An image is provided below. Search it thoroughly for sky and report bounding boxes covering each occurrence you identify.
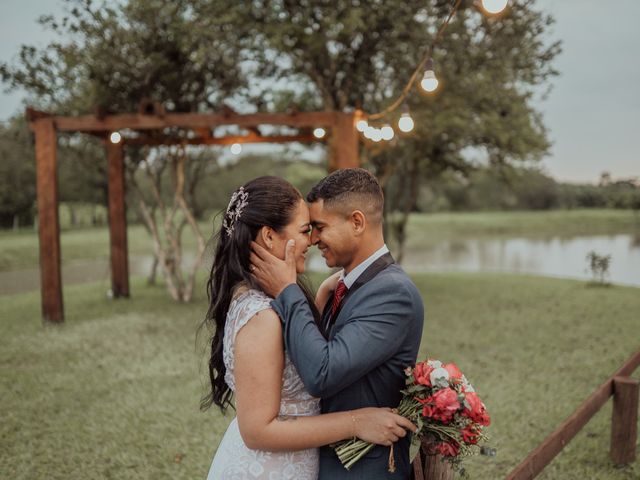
[1,0,638,184]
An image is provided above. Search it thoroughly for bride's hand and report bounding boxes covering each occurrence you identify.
[350,407,417,446]
[315,270,343,311]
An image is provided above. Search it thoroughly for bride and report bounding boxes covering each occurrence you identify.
[200,176,414,479]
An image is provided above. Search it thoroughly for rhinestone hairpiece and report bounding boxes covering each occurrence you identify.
[223,187,249,236]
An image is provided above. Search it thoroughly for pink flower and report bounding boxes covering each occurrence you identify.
[421,388,460,424]
[462,392,491,426]
[461,425,480,445]
[434,441,460,457]
[443,363,463,383]
[414,362,435,387]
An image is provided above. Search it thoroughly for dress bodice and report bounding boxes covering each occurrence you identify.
[223,288,320,416]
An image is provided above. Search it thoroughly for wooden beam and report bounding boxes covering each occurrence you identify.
[506,350,640,480]
[52,111,339,132]
[26,107,53,124]
[107,142,130,298]
[610,376,639,465]
[329,112,360,171]
[122,133,317,146]
[34,118,64,323]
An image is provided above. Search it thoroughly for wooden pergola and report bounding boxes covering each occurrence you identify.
[26,107,362,323]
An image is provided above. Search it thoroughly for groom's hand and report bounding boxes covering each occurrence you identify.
[250,240,297,298]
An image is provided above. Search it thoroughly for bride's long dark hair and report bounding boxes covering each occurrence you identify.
[199,176,320,413]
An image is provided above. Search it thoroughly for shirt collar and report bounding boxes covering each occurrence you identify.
[340,244,390,289]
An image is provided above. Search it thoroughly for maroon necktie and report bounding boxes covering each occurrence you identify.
[330,280,348,319]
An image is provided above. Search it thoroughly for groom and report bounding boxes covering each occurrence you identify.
[250,168,424,479]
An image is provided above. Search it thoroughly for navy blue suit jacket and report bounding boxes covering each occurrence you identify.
[271,257,424,480]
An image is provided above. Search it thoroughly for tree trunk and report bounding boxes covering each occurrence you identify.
[128,145,206,302]
[147,254,159,285]
[395,157,420,264]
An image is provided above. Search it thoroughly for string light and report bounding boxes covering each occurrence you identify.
[420,58,439,93]
[398,105,415,133]
[230,143,242,155]
[360,0,508,146]
[370,129,383,142]
[363,125,375,140]
[480,0,508,15]
[109,132,122,144]
[313,127,326,139]
[381,125,395,141]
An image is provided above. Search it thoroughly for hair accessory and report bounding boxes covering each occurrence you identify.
[223,186,249,236]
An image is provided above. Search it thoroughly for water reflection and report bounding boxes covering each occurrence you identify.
[400,234,640,287]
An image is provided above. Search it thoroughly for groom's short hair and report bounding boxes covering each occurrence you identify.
[307,168,384,225]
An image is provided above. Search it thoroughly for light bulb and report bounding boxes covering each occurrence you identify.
[313,127,326,139]
[370,129,383,142]
[420,70,439,93]
[381,125,394,141]
[109,132,122,144]
[398,113,415,133]
[481,0,508,14]
[356,120,368,132]
[363,126,376,139]
[230,143,242,155]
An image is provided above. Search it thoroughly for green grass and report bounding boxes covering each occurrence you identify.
[0,222,212,272]
[1,272,638,479]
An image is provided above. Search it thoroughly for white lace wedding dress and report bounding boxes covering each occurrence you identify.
[206,288,320,480]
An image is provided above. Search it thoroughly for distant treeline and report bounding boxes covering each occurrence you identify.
[416,167,640,213]
[1,121,638,230]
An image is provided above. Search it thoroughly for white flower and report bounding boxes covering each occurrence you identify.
[430,367,450,388]
[428,359,443,369]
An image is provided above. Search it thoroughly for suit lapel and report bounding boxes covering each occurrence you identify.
[324,252,395,336]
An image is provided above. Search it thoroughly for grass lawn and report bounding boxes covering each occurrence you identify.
[1,271,638,479]
[1,209,638,272]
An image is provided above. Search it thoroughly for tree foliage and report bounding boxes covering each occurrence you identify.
[223,0,561,258]
[1,0,563,262]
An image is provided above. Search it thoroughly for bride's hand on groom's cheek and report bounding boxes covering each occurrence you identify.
[352,407,417,447]
[250,240,297,298]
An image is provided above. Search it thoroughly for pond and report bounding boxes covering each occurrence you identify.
[1,234,639,296]
[309,233,640,287]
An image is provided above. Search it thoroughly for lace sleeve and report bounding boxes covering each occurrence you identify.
[223,289,273,391]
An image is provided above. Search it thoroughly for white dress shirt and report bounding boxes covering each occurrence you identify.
[340,244,390,289]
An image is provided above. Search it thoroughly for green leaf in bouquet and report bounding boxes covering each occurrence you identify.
[403,384,427,394]
[409,434,422,463]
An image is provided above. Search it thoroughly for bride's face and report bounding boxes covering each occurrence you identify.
[272,199,312,274]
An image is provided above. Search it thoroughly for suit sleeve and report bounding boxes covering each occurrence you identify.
[271,281,413,398]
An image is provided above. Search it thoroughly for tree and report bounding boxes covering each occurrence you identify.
[1,0,247,301]
[231,0,560,260]
[0,118,36,228]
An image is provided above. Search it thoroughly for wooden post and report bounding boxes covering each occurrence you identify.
[106,141,130,298]
[610,376,639,464]
[329,112,359,172]
[34,118,64,323]
[412,440,454,480]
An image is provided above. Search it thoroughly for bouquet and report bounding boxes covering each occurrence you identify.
[333,358,491,474]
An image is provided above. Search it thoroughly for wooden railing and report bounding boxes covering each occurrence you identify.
[413,349,640,480]
[506,350,639,479]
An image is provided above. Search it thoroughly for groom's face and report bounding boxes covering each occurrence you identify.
[308,199,357,269]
